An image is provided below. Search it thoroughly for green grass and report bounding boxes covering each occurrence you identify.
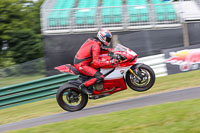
[0,70,200,125]
[0,75,44,88]
[7,98,200,133]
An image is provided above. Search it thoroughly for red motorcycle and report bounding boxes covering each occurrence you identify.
[55,44,155,112]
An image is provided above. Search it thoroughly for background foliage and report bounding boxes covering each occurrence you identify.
[0,0,44,68]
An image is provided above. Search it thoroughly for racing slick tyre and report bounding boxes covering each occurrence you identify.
[56,83,88,112]
[126,64,155,92]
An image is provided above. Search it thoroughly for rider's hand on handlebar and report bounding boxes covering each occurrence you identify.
[111,59,119,63]
[111,59,119,67]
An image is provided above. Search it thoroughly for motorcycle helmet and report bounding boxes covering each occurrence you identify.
[97,29,112,46]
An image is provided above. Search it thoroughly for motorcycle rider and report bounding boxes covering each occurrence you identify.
[74,29,118,94]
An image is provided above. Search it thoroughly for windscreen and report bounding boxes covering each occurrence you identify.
[113,44,129,52]
[113,44,137,56]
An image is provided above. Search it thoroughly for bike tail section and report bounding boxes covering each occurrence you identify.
[55,64,79,75]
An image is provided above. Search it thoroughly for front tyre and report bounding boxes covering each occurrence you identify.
[126,64,155,92]
[56,83,88,112]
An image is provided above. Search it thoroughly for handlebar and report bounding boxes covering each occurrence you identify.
[109,51,127,62]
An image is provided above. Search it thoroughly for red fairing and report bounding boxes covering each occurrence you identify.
[91,51,138,68]
[93,78,127,95]
[55,64,76,75]
[114,51,138,67]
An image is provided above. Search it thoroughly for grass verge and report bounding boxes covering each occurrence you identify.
[7,98,200,133]
[0,69,200,125]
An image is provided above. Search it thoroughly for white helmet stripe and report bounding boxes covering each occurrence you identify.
[97,29,112,46]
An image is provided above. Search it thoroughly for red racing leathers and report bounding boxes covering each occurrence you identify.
[74,38,113,87]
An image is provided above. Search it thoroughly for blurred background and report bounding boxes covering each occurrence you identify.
[1,0,200,81]
[0,1,200,132]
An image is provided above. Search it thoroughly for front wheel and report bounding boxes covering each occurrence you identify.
[56,83,88,112]
[126,64,155,92]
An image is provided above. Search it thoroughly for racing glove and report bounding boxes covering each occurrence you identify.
[111,59,119,67]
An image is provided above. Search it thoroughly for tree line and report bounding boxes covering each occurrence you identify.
[0,0,44,69]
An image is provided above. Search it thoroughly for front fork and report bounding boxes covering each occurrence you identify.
[129,67,143,81]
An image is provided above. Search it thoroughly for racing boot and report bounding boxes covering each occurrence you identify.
[79,84,93,95]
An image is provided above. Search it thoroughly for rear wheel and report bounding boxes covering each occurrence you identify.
[56,84,88,112]
[126,64,155,92]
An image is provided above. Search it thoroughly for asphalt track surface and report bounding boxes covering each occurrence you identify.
[1,86,200,133]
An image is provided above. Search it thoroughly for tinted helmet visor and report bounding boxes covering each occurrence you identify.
[106,37,112,43]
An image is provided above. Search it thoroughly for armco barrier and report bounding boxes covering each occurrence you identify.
[138,54,168,77]
[0,54,167,110]
[0,73,78,110]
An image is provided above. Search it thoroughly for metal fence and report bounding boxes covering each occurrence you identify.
[41,1,181,34]
[195,0,200,8]
[0,54,166,109]
[0,58,46,79]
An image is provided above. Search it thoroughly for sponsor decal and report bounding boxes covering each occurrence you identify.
[166,48,200,71]
[120,70,125,74]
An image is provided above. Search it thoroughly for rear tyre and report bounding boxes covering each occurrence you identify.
[126,64,155,92]
[56,84,88,112]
